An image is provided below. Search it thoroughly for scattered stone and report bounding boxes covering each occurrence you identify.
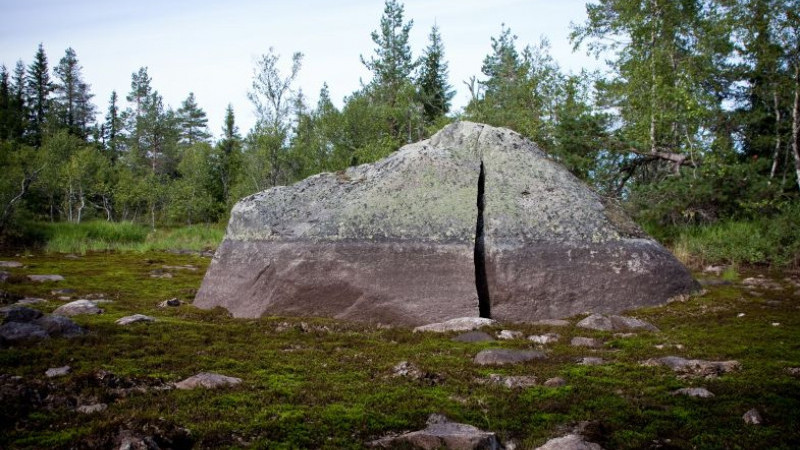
[83,293,107,300]
[0,321,49,343]
[544,377,567,387]
[743,408,762,425]
[742,276,782,290]
[116,314,156,326]
[77,403,107,414]
[158,298,183,308]
[162,264,197,271]
[370,413,502,449]
[787,367,800,376]
[51,288,76,296]
[414,317,497,333]
[482,374,537,389]
[474,349,546,366]
[532,319,571,327]
[571,337,602,348]
[452,331,495,343]
[1,305,43,323]
[391,361,423,379]
[0,271,8,282]
[737,313,745,318]
[577,314,658,332]
[771,322,780,327]
[0,261,23,268]
[613,332,636,338]
[535,434,604,450]
[53,299,102,316]
[643,356,740,378]
[45,365,71,378]
[497,329,523,340]
[702,265,725,276]
[528,333,560,344]
[34,315,86,337]
[578,357,605,366]
[15,297,47,305]
[27,274,65,282]
[149,270,173,279]
[672,387,714,398]
[111,422,193,449]
[174,372,242,390]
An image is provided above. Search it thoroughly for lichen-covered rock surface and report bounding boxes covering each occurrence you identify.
[195,122,697,325]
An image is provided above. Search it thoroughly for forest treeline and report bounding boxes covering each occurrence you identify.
[1,0,799,247]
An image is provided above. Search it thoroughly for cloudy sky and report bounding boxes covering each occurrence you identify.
[1,0,603,137]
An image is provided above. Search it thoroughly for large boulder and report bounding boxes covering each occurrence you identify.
[195,122,697,325]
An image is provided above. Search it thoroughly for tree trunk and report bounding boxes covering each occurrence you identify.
[792,66,800,192]
[770,90,782,179]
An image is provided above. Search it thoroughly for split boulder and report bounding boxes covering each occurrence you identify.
[195,122,697,325]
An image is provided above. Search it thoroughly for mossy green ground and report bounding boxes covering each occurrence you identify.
[1,251,799,449]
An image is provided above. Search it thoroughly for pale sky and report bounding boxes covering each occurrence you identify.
[1,0,601,139]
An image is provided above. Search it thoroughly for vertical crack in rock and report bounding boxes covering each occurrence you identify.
[475,161,491,318]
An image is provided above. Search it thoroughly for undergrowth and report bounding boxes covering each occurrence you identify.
[0,252,799,448]
[8,221,225,254]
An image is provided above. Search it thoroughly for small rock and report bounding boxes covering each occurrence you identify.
[15,297,47,305]
[483,374,537,389]
[76,403,107,414]
[544,377,566,387]
[391,361,423,379]
[474,349,546,366]
[0,261,23,268]
[535,433,604,450]
[642,356,740,378]
[737,313,745,318]
[578,357,604,366]
[672,387,714,398]
[528,333,560,344]
[46,365,71,378]
[786,367,800,376]
[742,277,782,290]
[1,305,43,323]
[27,274,65,282]
[370,414,502,449]
[497,329,523,340]
[51,288,76,296]
[451,331,495,343]
[613,332,636,338]
[158,298,183,308]
[414,317,497,333]
[743,408,762,425]
[52,299,102,316]
[34,315,85,337]
[116,314,156,325]
[0,271,8,282]
[577,314,658,332]
[702,265,725,276]
[771,322,780,327]
[532,319,571,327]
[0,321,49,343]
[571,337,602,348]
[174,372,242,390]
[162,264,197,271]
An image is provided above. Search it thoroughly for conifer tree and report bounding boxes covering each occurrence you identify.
[26,44,53,146]
[176,92,210,145]
[103,91,122,160]
[361,0,416,92]
[417,24,455,125]
[53,47,95,138]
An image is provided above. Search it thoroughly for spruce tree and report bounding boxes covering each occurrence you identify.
[53,47,95,138]
[26,44,53,146]
[417,24,455,125]
[103,91,122,160]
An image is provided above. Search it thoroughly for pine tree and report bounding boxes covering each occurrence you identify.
[361,0,416,91]
[53,47,96,138]
[417,24,455,125]
[26,43,53,146]
[103,91,122,160]
[176,92,210,145]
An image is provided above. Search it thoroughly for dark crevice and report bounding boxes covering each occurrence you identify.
[475,161,491,318]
